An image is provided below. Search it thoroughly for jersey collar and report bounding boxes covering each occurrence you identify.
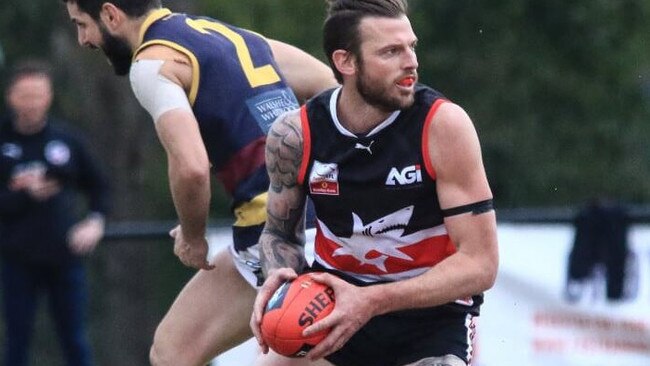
[328,87,401,138]
[137,8,173,48]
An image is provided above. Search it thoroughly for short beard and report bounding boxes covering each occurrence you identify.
[356,56,415,112]
[99,24,133,76]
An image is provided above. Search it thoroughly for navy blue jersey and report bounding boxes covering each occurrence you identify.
[134,9,301,249]
[0,116,109,265]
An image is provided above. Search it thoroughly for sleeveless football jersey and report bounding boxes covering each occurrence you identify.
[299,85,455,283]
[134,9,300,250]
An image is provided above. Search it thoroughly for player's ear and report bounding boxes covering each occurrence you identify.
[99,2,124,31]
[332,49,356,78]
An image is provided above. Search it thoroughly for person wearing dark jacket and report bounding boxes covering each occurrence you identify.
[0,60,109,366]
[566,197,630,302]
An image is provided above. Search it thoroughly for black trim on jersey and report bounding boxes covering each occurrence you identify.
[441,199,494,217]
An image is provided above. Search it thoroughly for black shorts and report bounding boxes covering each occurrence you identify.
[325,307,474,366]
[307,264,477,366]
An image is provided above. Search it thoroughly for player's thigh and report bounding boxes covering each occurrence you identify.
[154,248,257,351]
[255,351,335,366]
[402,354,466,366]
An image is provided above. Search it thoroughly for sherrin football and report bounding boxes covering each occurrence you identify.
[261,273,335,357]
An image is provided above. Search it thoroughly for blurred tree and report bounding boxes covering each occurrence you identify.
[0,41,5,68]
[198,0,328,59]
[410,0,650,207]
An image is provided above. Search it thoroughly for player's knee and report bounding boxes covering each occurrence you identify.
[150,327,207,366]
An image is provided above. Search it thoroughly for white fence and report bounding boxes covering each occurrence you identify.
[476,224,649,366]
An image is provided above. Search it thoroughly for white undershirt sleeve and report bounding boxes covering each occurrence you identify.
[129,59,193,123]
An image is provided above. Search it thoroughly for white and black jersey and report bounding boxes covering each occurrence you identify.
[298,85,450,278]
[299,85,483,314]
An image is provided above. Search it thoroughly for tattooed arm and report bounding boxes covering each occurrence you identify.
[259,109,309,277]
[251,109,309,351]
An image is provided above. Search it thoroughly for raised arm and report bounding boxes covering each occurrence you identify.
[267,39,338,103]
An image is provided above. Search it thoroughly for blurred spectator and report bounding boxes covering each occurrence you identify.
[0,42,5,69]
[565,197,630,302]
[0,60,109,366]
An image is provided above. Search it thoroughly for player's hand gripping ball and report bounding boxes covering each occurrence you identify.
[261,273,335,357]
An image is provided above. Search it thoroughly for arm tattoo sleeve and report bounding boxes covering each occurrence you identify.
[266,112,303,192]
[260,111,308,276]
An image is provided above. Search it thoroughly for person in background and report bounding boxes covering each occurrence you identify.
[251,0,499,365]
[0,60,110,366]
[61,0,337,365]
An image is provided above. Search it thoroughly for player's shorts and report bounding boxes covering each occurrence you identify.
[325,306,474,366]
[207,228,316,288]
[307,264,476,366]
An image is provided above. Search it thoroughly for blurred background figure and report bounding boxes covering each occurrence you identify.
[565,197,631,303]
[0,60,109,366]
[0,41,5,69]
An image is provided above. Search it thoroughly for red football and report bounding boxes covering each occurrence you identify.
[261,273,335,357]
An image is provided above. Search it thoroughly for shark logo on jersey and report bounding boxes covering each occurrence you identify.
[319,206,444,272]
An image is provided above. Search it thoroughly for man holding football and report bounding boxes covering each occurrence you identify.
[251,0,499,365]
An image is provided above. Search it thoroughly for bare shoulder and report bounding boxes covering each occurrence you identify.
[267,109,303,151]
[429,102,476,139]
[426,100,492,205]
[265,109,304,187]
[427,101,482,159]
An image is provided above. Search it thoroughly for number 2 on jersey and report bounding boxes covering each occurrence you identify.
[186,18,281,88]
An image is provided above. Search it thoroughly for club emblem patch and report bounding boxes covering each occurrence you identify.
[309,160,339,195]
